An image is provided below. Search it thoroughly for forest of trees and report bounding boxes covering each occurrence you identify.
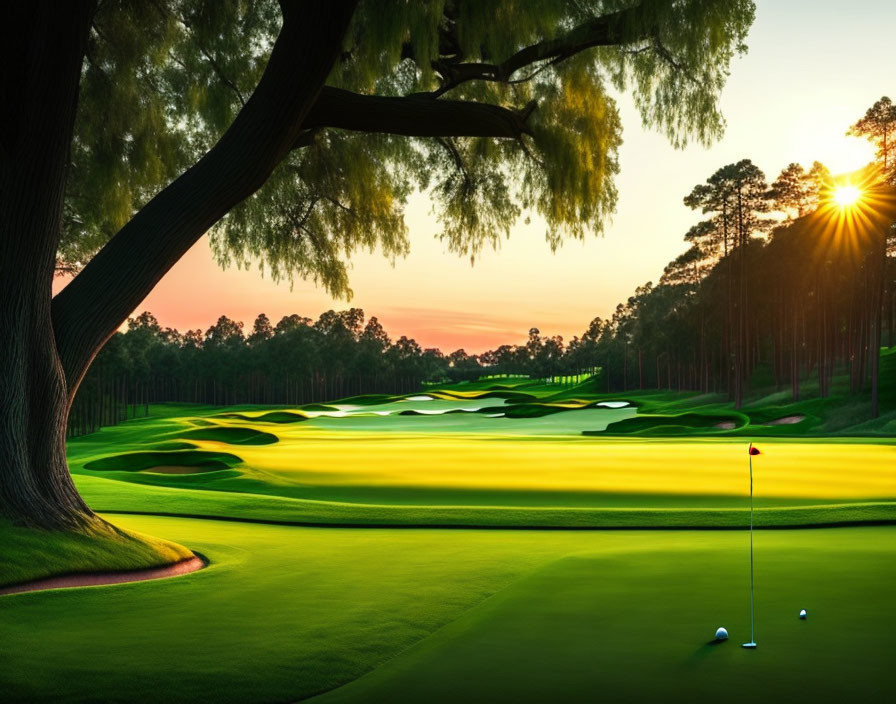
[572,97,896,413]
[66,310,591,436]
[69,97,896,435]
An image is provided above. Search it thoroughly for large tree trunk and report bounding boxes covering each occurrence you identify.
[0,2,96,528]
[2,0,357,529]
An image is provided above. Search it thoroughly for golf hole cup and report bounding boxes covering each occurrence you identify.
[715,627,729,641]
[799,609,807,620]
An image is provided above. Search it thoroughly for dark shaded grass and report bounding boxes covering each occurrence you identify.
[84,450,242,473]
[179,427,278,445]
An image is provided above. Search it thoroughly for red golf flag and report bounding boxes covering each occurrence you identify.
[749,443,761,456]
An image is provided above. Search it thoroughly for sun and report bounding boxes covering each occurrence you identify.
[833,185,861,207]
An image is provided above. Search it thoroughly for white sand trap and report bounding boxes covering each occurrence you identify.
[404,395,434,401]
[411,409,468,415]
[302,410,350,418]
[766,415,805,425]
[597,401,630,409]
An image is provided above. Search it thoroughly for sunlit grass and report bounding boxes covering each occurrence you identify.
[69,405,896,507]
[226,430,896,500]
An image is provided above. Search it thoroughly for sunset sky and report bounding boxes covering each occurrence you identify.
[57,0,895,352]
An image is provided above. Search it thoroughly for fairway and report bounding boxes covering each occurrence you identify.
[67,399,896,518]
[1,515,893,703]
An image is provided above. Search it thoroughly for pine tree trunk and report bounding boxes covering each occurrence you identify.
[870,236,886,418]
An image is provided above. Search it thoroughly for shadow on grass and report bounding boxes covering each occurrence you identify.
[690,638,728,662]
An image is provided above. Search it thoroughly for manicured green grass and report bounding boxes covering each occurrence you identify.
[215,410,309,423]
[429,352,896,436]
[0,516,193,586]
[64,398,896,530]
[71,473,896,530]
[1,515,892,704]
[83,449,242,472]
[597,410,748,434]
[312,528,896,704]
[178,426,278,445]
[5,383,894,702]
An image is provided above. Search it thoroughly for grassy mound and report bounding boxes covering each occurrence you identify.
[433,390,538,403]
[300,403,340,412]
[0,517,193,587]
[594,412,747,435]
[499,403,579,418]
[84,450,242,473]
[179,427,278,445]
[215,411,308,424]
[149,442,199,451]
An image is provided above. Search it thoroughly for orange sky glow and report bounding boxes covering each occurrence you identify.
[54,0,893,353]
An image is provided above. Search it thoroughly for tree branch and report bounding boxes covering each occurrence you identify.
[426,5,653,97]
[300,87,536,141]
[52,0,359,397]
[295,3,657,143]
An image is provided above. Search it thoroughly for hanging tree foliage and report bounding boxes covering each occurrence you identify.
[4,0,755,529]
[62,0,756,295]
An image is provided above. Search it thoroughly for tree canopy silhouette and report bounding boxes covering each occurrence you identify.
[1,0,754,528]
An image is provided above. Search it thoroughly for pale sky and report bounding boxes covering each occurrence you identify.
[58,1,895,352]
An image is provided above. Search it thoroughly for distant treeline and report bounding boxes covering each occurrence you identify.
[68,306,600,437]
[69,310,441,436]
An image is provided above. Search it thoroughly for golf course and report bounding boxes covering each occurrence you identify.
[2,377,894,702]
[5,1,896,702]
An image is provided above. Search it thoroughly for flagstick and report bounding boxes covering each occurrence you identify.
[743,444,757,649]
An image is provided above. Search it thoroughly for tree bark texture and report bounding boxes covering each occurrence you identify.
[0,2,97,527]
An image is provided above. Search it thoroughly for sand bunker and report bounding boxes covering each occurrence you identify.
[0,555,206,597]
[765,415,805,425]
[714,421,736,429]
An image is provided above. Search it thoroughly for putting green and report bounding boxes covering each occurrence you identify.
[1,515,892,703]
[312,536,896,704]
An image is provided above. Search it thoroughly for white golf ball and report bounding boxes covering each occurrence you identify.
[799,609,807,619]
[715,627,729,640]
